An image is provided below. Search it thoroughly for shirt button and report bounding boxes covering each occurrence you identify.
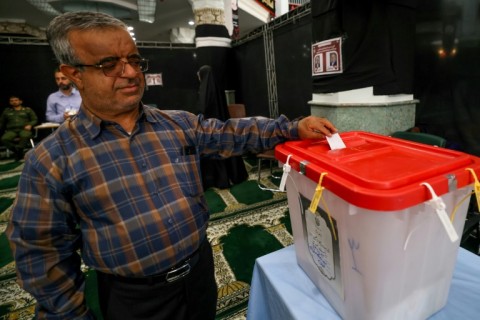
[168,219,173,224]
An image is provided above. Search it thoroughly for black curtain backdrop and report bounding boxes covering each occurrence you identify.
[194,21,249,189]
[231,37,270,117]
[231,0,479,156]
[140,47,199,112]
[0,45,200,121]
[1,0,479,156]
[272,18,313,118]
[231,12,312,120]
[196,46,229,90]
[0,45,59,123]
[310,0,417,95]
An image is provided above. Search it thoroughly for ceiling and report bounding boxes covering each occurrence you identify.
[0,0,267,43]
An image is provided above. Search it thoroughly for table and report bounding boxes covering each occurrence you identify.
[247,245,480,320]
[33,122,60,139]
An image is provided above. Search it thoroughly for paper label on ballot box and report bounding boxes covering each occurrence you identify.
[301,195,343,299]
[306,209,335,279]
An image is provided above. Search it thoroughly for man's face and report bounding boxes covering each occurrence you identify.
[55,71,72,90]
[9,97,22,107]
[67,27,145,118]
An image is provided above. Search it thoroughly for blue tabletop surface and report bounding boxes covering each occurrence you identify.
[247,245,480,320]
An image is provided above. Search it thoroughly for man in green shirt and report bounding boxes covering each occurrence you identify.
[0,95,38,161]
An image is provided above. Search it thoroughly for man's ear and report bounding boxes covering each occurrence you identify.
[60,64,83,89]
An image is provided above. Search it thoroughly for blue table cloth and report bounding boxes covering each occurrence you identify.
[247,245,480,320]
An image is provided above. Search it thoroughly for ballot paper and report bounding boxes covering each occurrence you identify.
[326,132,346,150]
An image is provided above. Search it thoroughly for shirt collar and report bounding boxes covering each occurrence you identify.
[57,87,79,97]
[78,102,157,139]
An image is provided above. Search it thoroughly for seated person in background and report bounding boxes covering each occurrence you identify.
[0,95,38,161]
[45,67,82,123]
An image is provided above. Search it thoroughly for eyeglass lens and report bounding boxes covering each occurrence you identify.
[102,58,148,77]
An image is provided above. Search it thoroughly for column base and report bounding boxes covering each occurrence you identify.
[309,87,418,135]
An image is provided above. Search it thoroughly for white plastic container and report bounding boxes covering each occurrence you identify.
[275,131,480,320]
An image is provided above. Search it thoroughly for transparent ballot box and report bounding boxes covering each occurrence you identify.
[275,131,480,320]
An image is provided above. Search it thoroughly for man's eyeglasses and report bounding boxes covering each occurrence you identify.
[74,56,149,77]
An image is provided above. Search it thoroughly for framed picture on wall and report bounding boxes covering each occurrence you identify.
[312,37,343,77]
[145,73,163,86]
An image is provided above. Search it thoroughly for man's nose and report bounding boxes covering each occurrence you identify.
[120,61,139,77]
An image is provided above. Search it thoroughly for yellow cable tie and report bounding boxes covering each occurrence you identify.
[309,172,328,213]
[450,191,474,222]
[466,168,480,210]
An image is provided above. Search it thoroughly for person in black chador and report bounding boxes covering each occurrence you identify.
[197,65,248,189]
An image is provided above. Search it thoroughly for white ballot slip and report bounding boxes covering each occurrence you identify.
[326,133,346,150]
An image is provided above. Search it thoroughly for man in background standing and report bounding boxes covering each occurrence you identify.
[45,68,82,123]
[0,95,38,161]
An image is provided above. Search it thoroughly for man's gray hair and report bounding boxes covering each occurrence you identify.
[46,11,128,66]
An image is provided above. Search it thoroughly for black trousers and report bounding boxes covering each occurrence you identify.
[96,240,217,320]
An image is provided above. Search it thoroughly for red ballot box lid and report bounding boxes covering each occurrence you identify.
[275,131,480,211]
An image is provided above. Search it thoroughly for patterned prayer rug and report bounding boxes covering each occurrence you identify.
[0,157,293,320]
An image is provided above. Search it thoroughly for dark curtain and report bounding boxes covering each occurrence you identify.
[311,0,417,94]
[196,65,248,189]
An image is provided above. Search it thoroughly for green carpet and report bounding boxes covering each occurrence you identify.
[0,156,292,320]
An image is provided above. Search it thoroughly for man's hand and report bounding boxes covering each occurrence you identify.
[297,116,337,139]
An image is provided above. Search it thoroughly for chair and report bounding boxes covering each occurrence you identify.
[226,104,279,186]
[227,104,246,118]
[256,149,277,183]
[391,131,447,147]
[3,137,35,159]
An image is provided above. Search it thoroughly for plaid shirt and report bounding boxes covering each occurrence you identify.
[7,104,299,319]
